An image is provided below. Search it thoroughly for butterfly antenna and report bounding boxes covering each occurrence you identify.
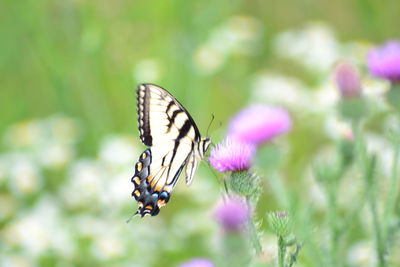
[206,114,215,137]
[126,211,138,223]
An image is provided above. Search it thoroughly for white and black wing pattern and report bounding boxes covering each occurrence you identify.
[137,83,201,146]
[131,84,211,217]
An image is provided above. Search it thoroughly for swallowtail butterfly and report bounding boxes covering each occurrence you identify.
[131,84,211,217]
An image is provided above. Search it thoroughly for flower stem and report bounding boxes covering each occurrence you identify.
[368,186,386,267]
[353,122,386,266]
[246,197,262,255]
[278,235,286,267]
[383,133,400,243]
[327,184,339,267]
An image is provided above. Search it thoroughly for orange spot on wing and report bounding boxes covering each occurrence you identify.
[147,175,155,185]
[157,199,166,207]
[137,162,142,171]
[133,177,140,184]
[134,190,140,197]
[155,185,163,192]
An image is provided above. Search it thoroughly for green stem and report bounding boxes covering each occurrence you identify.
[369,189,386,267]
[342,190,367,234]
[246,197,262,255]
[353,122,386,266]
[366,156,386,267]
[383,133,400,243]
[327,184,339,267]
[278,236,286,267]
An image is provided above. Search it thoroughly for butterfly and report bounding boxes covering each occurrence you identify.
[131,84,211,217]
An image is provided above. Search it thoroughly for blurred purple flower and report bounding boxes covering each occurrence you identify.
[179,259,214,267]
[228,105,292,145]
[215,197,249,232]
[368,41,400,82]
[334,61,362,98]
[209,139,255,173]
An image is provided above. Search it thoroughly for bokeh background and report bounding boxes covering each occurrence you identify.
[1,0,399,266]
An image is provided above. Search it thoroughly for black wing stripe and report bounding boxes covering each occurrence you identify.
[170,164,185,187]
[137,85,153,146]
[167,110,184,131]
[146,84,201,141]
[166,119,193,178]
[166,101,175,114]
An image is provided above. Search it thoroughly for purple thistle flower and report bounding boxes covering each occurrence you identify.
[209,139,255,173]
[228,105,292,145]
[215,197,249,232]
[367,41,400,83]
[179,259,214,267]
[334,60,362,98]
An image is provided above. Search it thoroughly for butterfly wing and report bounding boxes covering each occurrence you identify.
[137,83,201,146]
[185,148,200,186]
[132,84,201,216]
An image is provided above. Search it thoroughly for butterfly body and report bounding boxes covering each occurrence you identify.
[131,84,211,217]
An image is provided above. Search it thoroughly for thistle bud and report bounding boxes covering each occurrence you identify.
[334,61,362,99]
[267,211,291,237]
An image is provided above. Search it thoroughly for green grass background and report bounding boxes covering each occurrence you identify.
[1,0,398,146]
[1,0,400,266]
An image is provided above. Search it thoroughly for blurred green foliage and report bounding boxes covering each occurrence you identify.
[1,0,400,266]
[1,0,399,145]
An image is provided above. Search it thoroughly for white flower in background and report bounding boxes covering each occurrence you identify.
[102,170,132,212]
[61,159,105,209]
[194,44,226,74]
[127,218,167,261]
[273,23,340,73]
[171,210,215,238]
[209,15,262,55]
[91,234,124,260]
[194,15,261,74]
[324,114,352,140]
[251,72,311,109]
[73,215,104,238]
[2,115,80,170]
[47,115,81,144]
[98,135,139,168]
[133,59,162,83]
[2,196,74,258]
[38,142,75,169]
[363,77,390,97]
[310,79,340,113]
[3,115,80,150]
[8,153,42,196]
[3,119,46,149]
[0,255,32,267]
[347,241,376,266]
[258,234,278,264]
[73,214,158,265]
[35,197,75,258]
